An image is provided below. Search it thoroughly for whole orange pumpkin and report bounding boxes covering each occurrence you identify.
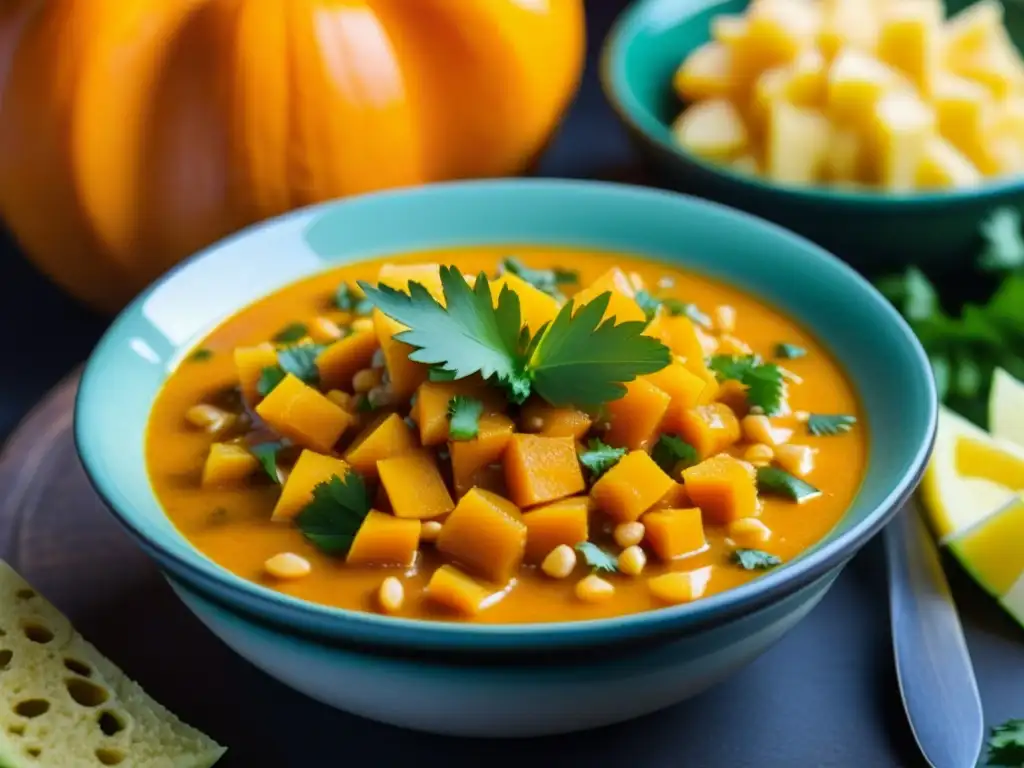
[0,0,585,313]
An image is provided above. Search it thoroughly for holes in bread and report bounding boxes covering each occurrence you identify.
[98,710,126,737]
[0,650,12,670]
[15,589,35,600]
[66,678,109,707]
[14,700,50,718]
[96,748,126,765]
[64,658,92,677]
[21,622,54,645]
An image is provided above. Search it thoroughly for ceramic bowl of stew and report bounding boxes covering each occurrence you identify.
[75,179,936,737]
[600,0,1024,275]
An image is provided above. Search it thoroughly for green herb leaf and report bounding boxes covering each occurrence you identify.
[187,348,213,362]
[651,434,698,475]
[251,441,285,483]
[773,343,806,360]
[429,366,458,382]
[356,394,376,413]
[529,292,672,407]
[294,473,372,555]
[333,282,372,314]
[709,355,786,415]
[447,395,484,441]
[731,549,783,570]
[987,719,1024,767]
[633,290,662,323]
[979,208,1024,273]
[273,323,309,344]
[575,541,618,573]
[278,343,324,385]
[500,256,578,300]
[661,298,712,327]
[756,466,822,503]
[256,366,287,397]
[807,413,857,436]
[578,438,627,480]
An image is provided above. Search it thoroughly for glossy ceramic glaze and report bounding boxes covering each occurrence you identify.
[600,0,1024,274]
[75,180,935,735]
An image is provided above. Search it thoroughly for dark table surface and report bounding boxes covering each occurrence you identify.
[1,3,1022,766]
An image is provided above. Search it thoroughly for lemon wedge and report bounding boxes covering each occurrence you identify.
[990,366,1024,449]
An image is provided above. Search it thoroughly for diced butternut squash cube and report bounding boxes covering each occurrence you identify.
[570,267,647,325]
[378,449,455,520]
[827,49,904,127]
[234,343,278,405]
[426,565,499,616]
[656,315,707,367]
[870,91,936,191]
[201,442,259,488]
[450,414,516,497]
[344,413,418,477]
[682,454,759,525]
[603,378,671,451]
[643,507,708,561]
[818,0,879,59]
[503,434,585,508]
[673,100,750,163]
[491,272,560,335]
[377,263,444,301]
[346,510,421,567]
[673,41,736,102]
[373,309,428,399]
[411,378,499,446]
[436,488,526,582]
[648,566,713,604]
[522,496,590,563]
[764,102,832,185]
[676,403,741,459]
[916,136,983,188]
[646,363,712,434]
[272,450,351,521]
[519,401,593,440]
[652,482,692,510]
[591,450,675,523]
[877,0,943,98]
[316,330,379,392]
[255,373,354,453]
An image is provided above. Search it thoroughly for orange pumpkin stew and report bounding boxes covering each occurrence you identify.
[146,248,867,624]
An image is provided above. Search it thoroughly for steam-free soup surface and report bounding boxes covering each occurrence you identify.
[146,247,866,624]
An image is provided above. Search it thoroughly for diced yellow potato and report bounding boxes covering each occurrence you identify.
[673,42,735,102]
[974,132,1024,177]
[764,101,831,185]
[673,100,750,162]
[818,0,880,59]
[916,136,983,189]
[870,90,936,191]
[822,127,865,183]
[933,73,992,162]
[827,48,904,127]
[948,19,1024,99]
[751,49,828,131]
[742,0,820,76]
[990,97,1024,138]
[877,0,944,98]
[201,443,259,488]
[944,0,1004,64]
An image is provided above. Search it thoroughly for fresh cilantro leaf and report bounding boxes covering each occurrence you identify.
[257,366,287,397]
[356,393,376,413]
[979,208,1024,273]
[709,355,786,415]
[807,414,857,436]
[251,441,285,483]
[447,395,484,441]
[273,323,309,344]
[277,343,324,385]
[579,439,627,480]
[294,473,372,555]
[651,434,698,475]
[731,549,782,570]
[187,348,213,362]
[756,466,822,503]
[988,719,1024,767]
[633,290,662,323]
[359,266,530,401]
[528,292,672,407]
[429,366,457,382]
[876,266,939,323]
[774,343,806,360]
[575,541,618,573]
[333,282,372,314]
[500,256,578,299]
[661,298,712,327]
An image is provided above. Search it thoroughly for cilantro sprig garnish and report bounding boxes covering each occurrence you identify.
[756,467,822,503]
[579,439,627,480]
[661,298,712,327]
[575,542,618,573]
[651,434,698,476]
[731,549,782,570]
[987,719,1024,766]
[773,343,806,360]
[294,473,372,555]
[708,355,786,415]
[273,323,309,344]
[334,282,373,315]
[499,257,578,300]
[807,414,857,436]
[251,441,285,483]
[447,396,484,440]
[187,348,213,363]
[359,266,671,407]
[634,290,662,323]
[256,343,326,397]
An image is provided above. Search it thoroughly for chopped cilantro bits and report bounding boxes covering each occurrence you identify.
[807,414,857,436]
[651,434,698,476]
[187,348,213,362]
[579,439,627,480]
[295,473,372,555]
[575,542,618,573]
[756,466,822,503]
[709,355,786,415]
[272,323,309,344]
[773,343,806,360]
[731,549,782,570]
[447,396,484,441]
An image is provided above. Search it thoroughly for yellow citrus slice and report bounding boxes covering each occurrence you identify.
[990,367,1024,450]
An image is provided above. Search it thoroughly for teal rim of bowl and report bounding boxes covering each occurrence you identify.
[600,0,1024,208]
[74,178,937,653]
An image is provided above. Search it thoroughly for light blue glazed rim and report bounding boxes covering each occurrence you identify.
[74,179,936,655]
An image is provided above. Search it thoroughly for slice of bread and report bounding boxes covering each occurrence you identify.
[0,560,226,767]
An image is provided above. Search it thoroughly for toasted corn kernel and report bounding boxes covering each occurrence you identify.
[617,545,647,576]
[352,368,382,393]
[378,577,405,614]
[728,517,773,547]
[575,574,615,603]
[743,443,774,466]
[420,521,443,543]
[541,545,577,579]
[351,317,374,333]
[713,304,736,333]
[309,316,343,343]
[264,553,311,580]
[775,444,816,477]
[613,521,645,548]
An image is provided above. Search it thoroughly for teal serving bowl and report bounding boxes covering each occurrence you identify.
[601,0,1024,274]
[75,180,936,737]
